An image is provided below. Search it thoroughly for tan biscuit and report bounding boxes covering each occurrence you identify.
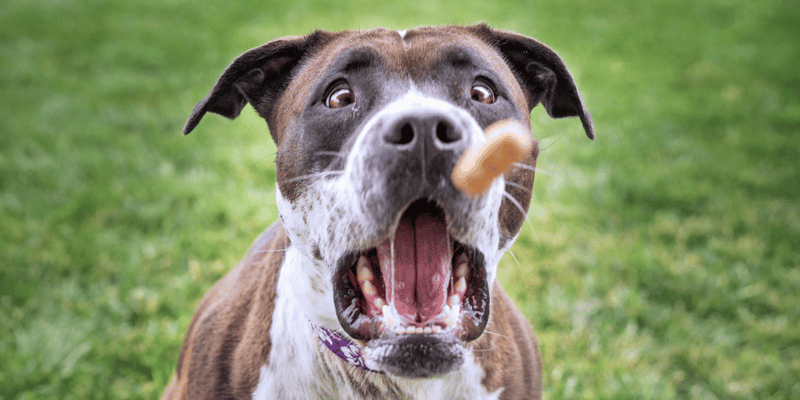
[452,120,534,196]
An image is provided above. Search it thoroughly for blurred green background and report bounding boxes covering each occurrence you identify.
[1,0,798,398]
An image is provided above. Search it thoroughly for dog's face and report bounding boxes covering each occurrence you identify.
[185,24,592,378]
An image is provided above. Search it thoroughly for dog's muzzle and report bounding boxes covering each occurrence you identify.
[330,102,494,377]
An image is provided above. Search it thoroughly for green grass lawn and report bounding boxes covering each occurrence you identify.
[1,0,798,398]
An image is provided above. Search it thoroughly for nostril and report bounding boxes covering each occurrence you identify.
[435,121,461,144]
[385,123,415,145]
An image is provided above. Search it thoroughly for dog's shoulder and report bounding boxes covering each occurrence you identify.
[163,222,290,400]
[472,282,543,400]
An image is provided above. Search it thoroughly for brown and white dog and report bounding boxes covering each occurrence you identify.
[164,24,593,400]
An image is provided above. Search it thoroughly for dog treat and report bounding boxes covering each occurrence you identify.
[452,119,534,196]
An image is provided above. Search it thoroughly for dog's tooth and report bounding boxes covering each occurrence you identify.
[451,304,460,316]
[382,305,393,326]
[445,304,461,327]
[374,297,386,309]
[362,280,377,296]
[356,256,373,282]
[455,259,469,279]
[423,326,433,334]
[448,294,461,307]
[432,325,442,334]
[454,276,467,295]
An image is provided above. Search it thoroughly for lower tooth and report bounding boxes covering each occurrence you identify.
[448,294,460,306]
[445,304,461,327]
[383,305,395,327]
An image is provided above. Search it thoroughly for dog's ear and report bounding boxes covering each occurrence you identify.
[183,30,336,136]
[470,24,594,139]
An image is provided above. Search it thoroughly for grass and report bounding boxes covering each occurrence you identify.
[1,0,798,398]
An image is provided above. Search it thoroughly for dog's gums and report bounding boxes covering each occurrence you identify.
[334,200,489,343]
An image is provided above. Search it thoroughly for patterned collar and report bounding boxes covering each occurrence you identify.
[309,321,384,374]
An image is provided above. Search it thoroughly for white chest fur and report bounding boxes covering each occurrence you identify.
[251,246,503,400]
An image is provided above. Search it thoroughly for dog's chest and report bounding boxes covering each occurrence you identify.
[250,246,503,400]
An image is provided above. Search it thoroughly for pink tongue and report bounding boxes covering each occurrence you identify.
[377,211,451,324]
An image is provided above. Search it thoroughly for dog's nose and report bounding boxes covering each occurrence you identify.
[382,109,466,150]
[353,104,481,226]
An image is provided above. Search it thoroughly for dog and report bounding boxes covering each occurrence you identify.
[164,24,593,400]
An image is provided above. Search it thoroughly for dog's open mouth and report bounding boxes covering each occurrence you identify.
[332,199,490,375]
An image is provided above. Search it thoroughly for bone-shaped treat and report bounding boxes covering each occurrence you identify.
[452,119,534,196]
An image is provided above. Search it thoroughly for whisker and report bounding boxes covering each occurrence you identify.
[507,249,527,280]
[316,150,346,159]
[253,240,316,255]
[481,329,511,340]
[503,190,538,240]
[502,191,527,216]
[511,162,536,172]
[283,170,344,184]
[539,131,567,151]
[253,248,289,254]
[511,162,552,177]
[503,180,526,191]
[257,151,278,164]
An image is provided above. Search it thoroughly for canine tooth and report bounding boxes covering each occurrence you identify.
[423,326,433,334]
[356,256,373,282]
[448,294,461,307]
[362,280,377,296]
[374,298,386,309]
[445,304,461,327]
[454,277,467,295]
[455,261,469,279]
[432,326,442,333]
[451,304,461,316]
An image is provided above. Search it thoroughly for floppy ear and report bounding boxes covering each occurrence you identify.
[470,24,594,139]
[183,30,336,136]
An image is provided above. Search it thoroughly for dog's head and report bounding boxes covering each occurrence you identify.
[185,24,592,378]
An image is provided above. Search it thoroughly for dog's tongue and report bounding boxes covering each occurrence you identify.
[377,209,451,324]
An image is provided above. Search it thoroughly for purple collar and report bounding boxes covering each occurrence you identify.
[309,321,384,374]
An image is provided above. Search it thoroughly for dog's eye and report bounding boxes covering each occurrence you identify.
[326,86,356,109]
[470,84,495,104]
